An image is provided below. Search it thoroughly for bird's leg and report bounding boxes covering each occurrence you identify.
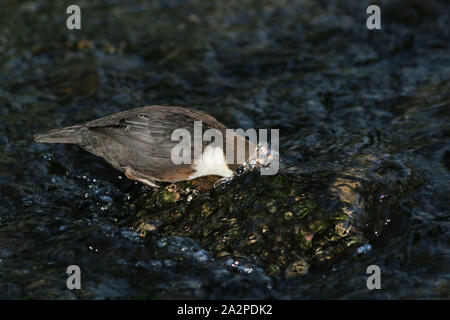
[124,167,160,188]
[137,178,160,188]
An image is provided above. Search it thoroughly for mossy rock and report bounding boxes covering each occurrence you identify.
[127,170,365,278]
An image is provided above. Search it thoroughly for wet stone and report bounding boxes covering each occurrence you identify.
[128,170,366,277]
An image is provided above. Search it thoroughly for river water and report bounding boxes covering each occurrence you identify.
[0,0,448,299]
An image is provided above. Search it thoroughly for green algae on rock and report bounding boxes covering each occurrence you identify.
[128,170,365,278]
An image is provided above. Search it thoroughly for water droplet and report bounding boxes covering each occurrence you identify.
[356,244,372,254]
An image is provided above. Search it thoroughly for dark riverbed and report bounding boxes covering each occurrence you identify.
[0,0,449,299]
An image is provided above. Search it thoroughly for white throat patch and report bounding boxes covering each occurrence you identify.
[188,145,234,179]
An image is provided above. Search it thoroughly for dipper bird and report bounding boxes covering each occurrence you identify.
[34,106,259,187]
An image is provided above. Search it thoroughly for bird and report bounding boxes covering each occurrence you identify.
[34,105,259,187]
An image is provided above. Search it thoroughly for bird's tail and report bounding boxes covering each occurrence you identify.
[34,125,84,144]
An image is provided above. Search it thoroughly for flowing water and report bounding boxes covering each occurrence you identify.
[0,0,449,299]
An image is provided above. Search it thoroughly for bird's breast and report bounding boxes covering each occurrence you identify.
[188,144,234,179]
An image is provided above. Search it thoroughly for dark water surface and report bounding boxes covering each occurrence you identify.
[0,0,449,299]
